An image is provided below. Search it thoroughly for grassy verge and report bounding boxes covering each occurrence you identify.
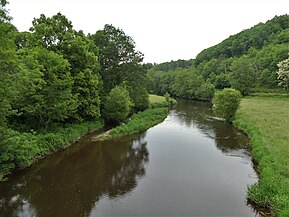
[0,120,103,181]
[149,94,177,108]
[96,108,168,140]
[95,94,175,141]
[233,96,289,217]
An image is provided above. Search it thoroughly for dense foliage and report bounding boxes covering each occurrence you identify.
[144,59,193,72]
[147,68,215,101]
[0,121,103,180]
[193,15,289,92]
[147,15,289,99]
[103,86,133,123]
[0,1,149,180]
[213,88,241,122]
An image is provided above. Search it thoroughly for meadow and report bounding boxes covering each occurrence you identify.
[234,96,289,217]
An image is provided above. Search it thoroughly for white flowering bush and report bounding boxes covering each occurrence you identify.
[277,57,289,91]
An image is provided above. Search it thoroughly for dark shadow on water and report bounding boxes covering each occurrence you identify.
[0,134,149,217]
[173,99,250,153]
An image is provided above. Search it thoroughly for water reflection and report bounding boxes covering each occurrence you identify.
[0,135,149,217]
[0,99,262,217]
[174,99,249,154]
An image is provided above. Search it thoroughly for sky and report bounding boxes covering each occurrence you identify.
[7,0,289,63]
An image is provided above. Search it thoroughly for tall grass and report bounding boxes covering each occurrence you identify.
[234,96,289,217]
[0,120,103,181]
[97,108,168,140]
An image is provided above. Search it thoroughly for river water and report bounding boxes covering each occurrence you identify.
[0,100,262,216]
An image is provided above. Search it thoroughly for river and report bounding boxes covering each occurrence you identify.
[0,100,262,216]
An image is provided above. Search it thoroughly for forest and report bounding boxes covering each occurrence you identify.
[148,15,289,96]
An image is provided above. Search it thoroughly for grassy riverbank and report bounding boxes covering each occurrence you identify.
[95,94,173,140]
[0,120,103,181]
[96,108,168,141]
[149,94,177,108]
[234,96,289,217]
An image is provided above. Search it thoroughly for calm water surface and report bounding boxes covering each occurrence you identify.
[0,100,262,216]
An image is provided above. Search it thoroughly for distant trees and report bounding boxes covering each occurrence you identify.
[230,57,255,95]
[194,15,289,90]
[147,68,215,101]
[149,59,193,72]
[277,57,289,90]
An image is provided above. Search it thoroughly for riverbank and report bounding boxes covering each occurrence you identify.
[0,94,173,181]
[234,96,289,217]
[95,94,173,140]
[0,120,104,181]
[95,107,169,141]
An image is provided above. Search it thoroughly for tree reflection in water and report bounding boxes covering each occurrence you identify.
[173,99,250,155]
[0,134,149,217]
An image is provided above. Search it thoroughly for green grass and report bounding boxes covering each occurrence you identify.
[149,94,177,108]
[0,120,104,181]
[96,108,169,140]
[149,94,166,103]
[234,96,289,217]
[95,94,175,140]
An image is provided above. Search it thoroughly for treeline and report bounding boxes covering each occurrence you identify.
[194,15,289,91]
[0,1,148,179]
[147,68,215,101]
[148,14,289,98]
[144,59,193,72]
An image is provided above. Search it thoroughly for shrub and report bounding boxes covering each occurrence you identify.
[213,88,241,122]
[103,86,133,123]
[0,120,103,181]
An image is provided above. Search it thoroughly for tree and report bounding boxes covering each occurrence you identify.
[277,57,289,91]
[230,57,255,95]
[213,88,241,122]
[91,24,144,91]
[18,48,78,129]
[103,86,133,123]
[29,13,74,50]
[30,13,101,120]
[91,24,148,112]
[0,0,10,23]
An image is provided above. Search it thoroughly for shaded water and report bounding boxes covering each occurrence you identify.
[0,100,262,216]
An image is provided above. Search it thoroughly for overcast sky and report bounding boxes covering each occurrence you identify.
[7,0,289,63]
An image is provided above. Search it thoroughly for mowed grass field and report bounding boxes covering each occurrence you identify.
[149,94,166,104]
[234,96,289,217]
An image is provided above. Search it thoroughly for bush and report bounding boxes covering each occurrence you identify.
[213,88,241,122]
[103,86,133,123]
[0,120,103,181]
